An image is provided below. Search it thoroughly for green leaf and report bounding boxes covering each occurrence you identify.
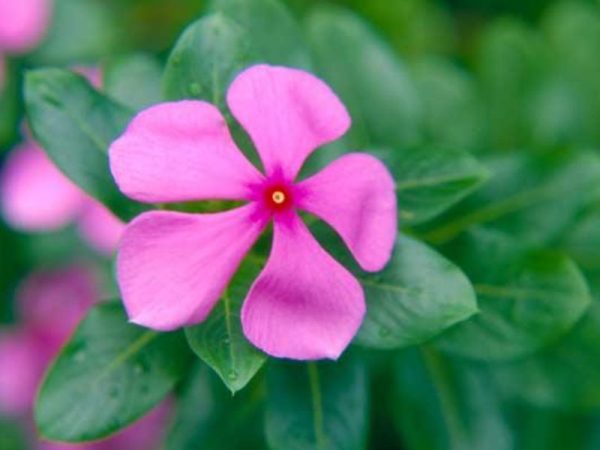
[266,356,368,450]
[477,18,548,149]
[312,225,477,349]
[434,228,591,362]
[493,295,600,412]
[376,146,489,226]
[508,406,595,450]
[104,54,163,111]
[0,419,26,450]
[355,234,477,349]
[424,150,600,245]
[163,14,255,107]
[209,0,311,68]
[0,62,20,151]
[185,258,267,394]
[411,57,486,151]
[542,2,600,147]
[394,347,512,450]
[562,209,600,277]
[32,0,118,64]
[24,68,143,221]
[165,363,266,450]
[306,5,422,149]
[35,302,191,442]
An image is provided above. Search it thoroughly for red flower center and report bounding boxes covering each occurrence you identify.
[264,184,293,212]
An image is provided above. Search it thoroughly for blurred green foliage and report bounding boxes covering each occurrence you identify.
[2,0,600,449]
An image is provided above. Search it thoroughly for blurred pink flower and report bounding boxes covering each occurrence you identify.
[0,266,170,450]
[109,64,397,360]
[0,266,98,415]
[0,0,52,90]
[37,403,169,450]
[0,142,125,254]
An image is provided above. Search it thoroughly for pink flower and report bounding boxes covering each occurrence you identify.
[0,266,98,416]
[0,266,169,450]
[37,401,169,450]
[0,141,125,254]
[0,0,51,90]
[109,64,397,360]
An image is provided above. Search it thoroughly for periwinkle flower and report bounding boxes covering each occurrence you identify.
[110,65,397,360]
[0,0,51,89]
[0,266,169,450]
[0,141,124,254]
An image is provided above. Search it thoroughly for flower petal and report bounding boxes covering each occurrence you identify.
[297,153,397,272]
[109,100,263,204]
[78,201,125,255]
[0,143,86,231]
[117,205,266,331]
[0,331,41,415]
[0,0,50,52]
[242,215,365,360]
[227,64,351,179]
[18,266,99,346]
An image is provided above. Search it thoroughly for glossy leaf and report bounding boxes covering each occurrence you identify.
[24,68,143,221]
[104,54,163,111]
[493,296,600,412]
[35,302,191,442]
[375,146,489,226]
[411,57,486,151]
[185,258,267,394]
[209,0,311,68]
[307,5,422,149]
[425,150,600,245]
[435,228,591,362]
[394,348,512,450]
[165,363,265,450]
[562,209,600,278]
[353,234,478,350]
[477,18,547,149]
[163,14,255,107]
[266,356,368,450]
[33,0,118,64]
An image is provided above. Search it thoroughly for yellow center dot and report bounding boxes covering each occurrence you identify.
[272,191,286,204]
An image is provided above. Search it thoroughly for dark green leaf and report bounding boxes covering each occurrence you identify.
[394,348,512,450]
[477,18,547,149]
[0,62,20,151]
[25,68,143,221]
[104,54,163,111]
[542,2,600,147]
[306,6,422,149]
[425,150,600,245]
[411,57,486,151]
[266,356,368,450]
[32,0,118,64]
[209,0,311,68]
[354,234,478,350]
[434,228,591,362]
[376,146,489,226]
[0,419,26,450]
[165,363,266,450]
[163,14,255,107]
[493,295,600,412]
[185,258,267,394]
[562,209,600,277]
[35,302,191,442]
